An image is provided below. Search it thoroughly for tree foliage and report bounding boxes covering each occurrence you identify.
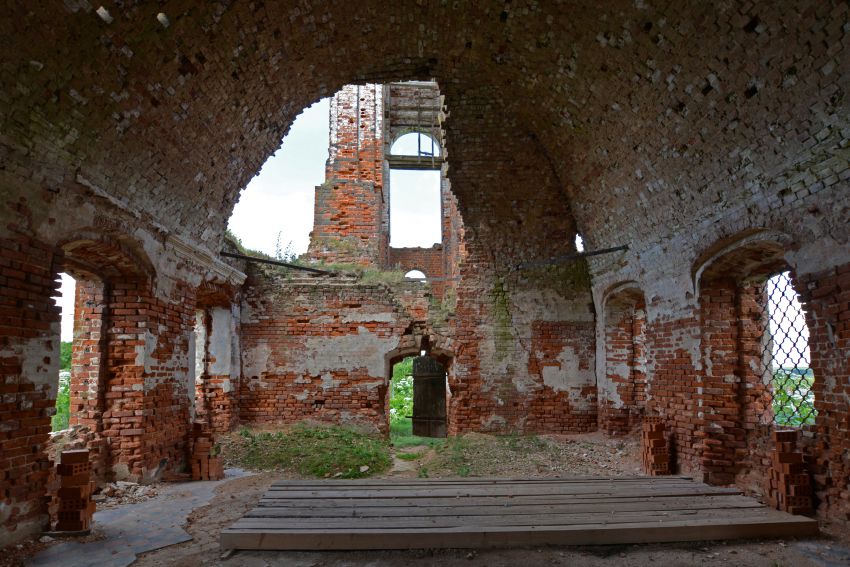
[389,357,414,423]
[52,371,70,431]
[60,341,72,370]
[772,368,816,427]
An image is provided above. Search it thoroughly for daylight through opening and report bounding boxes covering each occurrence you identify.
[761,271,815,426]
[52,273,76,432]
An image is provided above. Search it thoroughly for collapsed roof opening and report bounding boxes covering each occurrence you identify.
[228,98,330,257]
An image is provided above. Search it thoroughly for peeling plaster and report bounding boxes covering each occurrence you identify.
[282,326,400,376]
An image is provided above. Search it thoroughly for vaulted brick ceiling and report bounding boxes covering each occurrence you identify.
[2,2,847,267]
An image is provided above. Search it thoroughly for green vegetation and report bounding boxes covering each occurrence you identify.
[389,357,414,421]
[60,341,72,370]
[228,424,391,478]
[52,371,70,432]
[772,368,816,426]
[52,342,73,432]
[395,451,423,461]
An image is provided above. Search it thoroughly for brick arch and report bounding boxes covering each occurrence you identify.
[693,231,816,493]
[692,229,792,294]
[598,283,648,435]
[51,233,163,486]
[57,230,155,281]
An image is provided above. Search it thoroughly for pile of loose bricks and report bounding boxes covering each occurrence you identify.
[190,423,224,481]
[767,429,813,515]
[641,416,670,475]
[54,449,95,532]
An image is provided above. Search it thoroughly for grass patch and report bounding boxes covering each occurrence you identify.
[225,424,391,479]
[396,452,423,461]
[390,418,445,449]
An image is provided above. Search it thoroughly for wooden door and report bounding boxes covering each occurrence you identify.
[412,356,447,438]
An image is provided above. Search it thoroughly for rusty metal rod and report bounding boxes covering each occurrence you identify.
[220,251,332,275]
[517,245,628,270]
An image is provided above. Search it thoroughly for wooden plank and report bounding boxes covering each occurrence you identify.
[264,478,713,489]
[233,508,791,530]
[246,496,764,518]
[221,516,818,550]
[222,477,818,550]
[260,486,742,499]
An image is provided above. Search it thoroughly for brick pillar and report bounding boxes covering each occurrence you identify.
[797,263,850,524]
[69,278,107,430]
[308,84,385,267]
[0,235,62,545]
[699,278,747,484]
[644,310,702,473]
[600,293,647,435]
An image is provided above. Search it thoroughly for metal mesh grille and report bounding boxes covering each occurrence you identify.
[760,272,816,426]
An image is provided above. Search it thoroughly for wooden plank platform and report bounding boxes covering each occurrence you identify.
[221,476,818,550]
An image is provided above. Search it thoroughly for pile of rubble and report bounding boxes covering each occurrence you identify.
[92,481,159,509]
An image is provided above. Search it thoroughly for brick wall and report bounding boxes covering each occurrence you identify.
[239,268,415,434]
[797,263,850,525]
[68,277,107,431]
[599,289,648,435]
[0,234,62,546]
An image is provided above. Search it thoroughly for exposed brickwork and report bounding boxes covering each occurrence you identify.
[239,268,415,434]
[642,417,671,476]
[797,263,850,525]
[2,1,850,543]
[600,289,647,435]
[0,233,61,545]
[68,278,106,431]
[767,430,814,516]
[308,85,385,267]
[642,312,702,474]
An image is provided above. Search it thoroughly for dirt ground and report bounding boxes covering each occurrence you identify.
[7,432,850,567]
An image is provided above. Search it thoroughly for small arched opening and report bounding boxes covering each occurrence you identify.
[386,347,451,443]
[600,284,647,435]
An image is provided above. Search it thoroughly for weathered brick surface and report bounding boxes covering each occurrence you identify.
[599,288,647,435]
[308,85,386,267]
[0,233,61,545]
[239,268,415,434]
[2,1,850,544]
[797,264,850,524]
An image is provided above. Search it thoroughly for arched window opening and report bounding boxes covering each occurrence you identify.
[52,273,76,431]
[761,271,814,426]
[404,269,427,280]
[575,234,585,252]
[390,132,440,157]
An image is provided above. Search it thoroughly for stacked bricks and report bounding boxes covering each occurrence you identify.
[54,450,95,532]
[641,417,670,476]
[767,430,813,516]
[190,423,224,481]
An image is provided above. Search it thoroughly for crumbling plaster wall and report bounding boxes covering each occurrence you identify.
[239,268,419,434]
[3,0,850,536]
